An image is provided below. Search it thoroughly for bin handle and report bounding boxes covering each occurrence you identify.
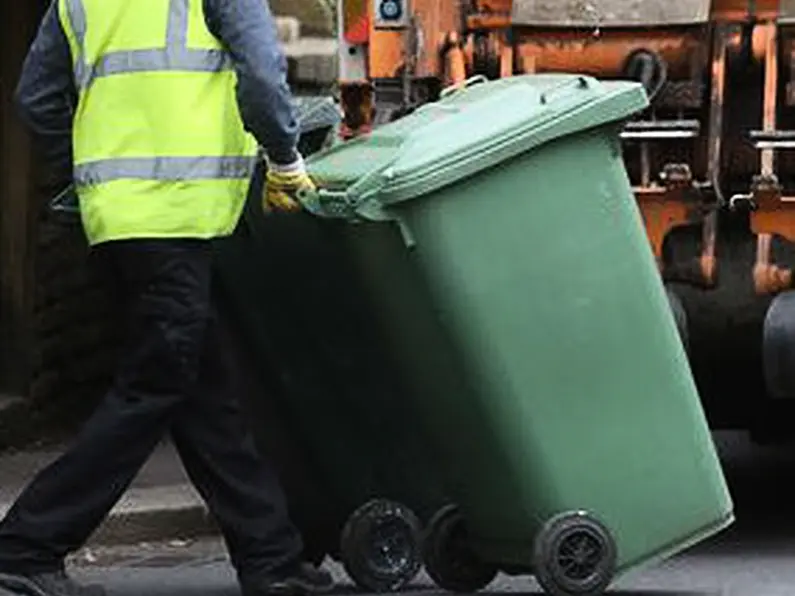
[298,144,412,218]
[299,76,491,217]
[539,76,590,105]
[440,75,488,99]
[299,167,392,218]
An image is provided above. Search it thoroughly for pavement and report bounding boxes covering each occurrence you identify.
[0,440,216,546]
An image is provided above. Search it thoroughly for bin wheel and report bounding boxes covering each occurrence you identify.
[339,499,422,592]
[422,504,498,593]
[533,511,616,596]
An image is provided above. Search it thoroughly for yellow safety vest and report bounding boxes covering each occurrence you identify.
[57,0,259,245]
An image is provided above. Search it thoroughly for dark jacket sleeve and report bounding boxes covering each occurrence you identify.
[204,0,300,165]
[13,1,76,182]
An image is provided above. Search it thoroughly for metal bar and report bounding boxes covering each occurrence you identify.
[624,119,701,131]
[701,210,718,286]
[762,22,779,177]
[621,131,700,140]
[640,143,651,188]
[753,140,795,149]
[706,23,731,201]
[750,130,795,140]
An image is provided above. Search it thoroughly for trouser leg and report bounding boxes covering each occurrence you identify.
[0,240,214,572]
[169,295,303,580]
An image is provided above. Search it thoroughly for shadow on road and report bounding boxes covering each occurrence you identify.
[604,593,715,596]
[690,430,795,553]
[479,593,714,596]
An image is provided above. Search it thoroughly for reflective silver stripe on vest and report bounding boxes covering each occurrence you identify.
[90,49,230,79]
[74,156,258,186]
[63,0,89,88]
[66,1,247,187]
[167,0,189,47]
[65,0,232,91]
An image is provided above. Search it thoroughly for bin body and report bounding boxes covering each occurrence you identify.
[213,101,451,583]
[209,280,337,565]
[302,74,733,578]
[215,189,450,523]
[211,95,348,564]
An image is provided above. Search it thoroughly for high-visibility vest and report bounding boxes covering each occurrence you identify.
[57,0,259,245]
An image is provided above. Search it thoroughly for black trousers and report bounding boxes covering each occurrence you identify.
[0,239,303,579]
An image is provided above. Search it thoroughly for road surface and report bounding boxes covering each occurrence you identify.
[60,431,795,596]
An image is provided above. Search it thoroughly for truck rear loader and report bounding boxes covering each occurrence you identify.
[333,0,795,444]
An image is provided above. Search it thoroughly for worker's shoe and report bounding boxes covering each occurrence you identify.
[241,561,335,596]
[0,570,106,596]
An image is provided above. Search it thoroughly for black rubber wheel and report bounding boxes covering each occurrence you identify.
[422,504,498,593]
[533,511,616,596]
[339,499,422,592]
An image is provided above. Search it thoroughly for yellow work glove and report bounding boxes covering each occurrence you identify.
[263,154,315,213]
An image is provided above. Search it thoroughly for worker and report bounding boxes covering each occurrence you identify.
[0,1,335,596]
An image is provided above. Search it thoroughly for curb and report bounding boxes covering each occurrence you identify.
[0,486,220,548]
[89,486,220,546]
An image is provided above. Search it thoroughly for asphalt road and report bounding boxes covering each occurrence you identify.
[54,431,795,595]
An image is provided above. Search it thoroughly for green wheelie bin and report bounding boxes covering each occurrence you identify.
[296,74,734,596]
[213,107,453,591]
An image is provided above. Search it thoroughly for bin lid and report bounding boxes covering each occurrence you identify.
[302,74,648,219]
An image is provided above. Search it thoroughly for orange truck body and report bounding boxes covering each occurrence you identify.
[333,0,795,443]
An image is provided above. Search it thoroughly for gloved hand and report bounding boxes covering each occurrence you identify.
[263,154,315,213]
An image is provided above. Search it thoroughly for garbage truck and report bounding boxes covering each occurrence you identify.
[333,0,795,444]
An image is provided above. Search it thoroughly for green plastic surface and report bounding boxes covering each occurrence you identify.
[300,74,733,577]
[303,74,649,219]
[213,163,452,562]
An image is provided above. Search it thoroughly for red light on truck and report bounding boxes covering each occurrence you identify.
[342,0,370,44]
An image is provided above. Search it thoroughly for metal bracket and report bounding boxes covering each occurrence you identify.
[749,129,795,149]
[620,119,701,140]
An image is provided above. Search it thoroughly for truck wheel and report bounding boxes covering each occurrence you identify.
[763,289,795,400]
[422,504,497,593]
[339,499,422,592]
[533,511,616,596]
